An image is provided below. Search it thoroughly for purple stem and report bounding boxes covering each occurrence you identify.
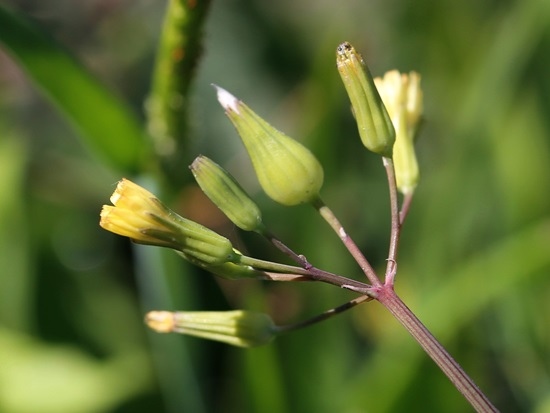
[376,285,499,412]
[399,191,414,225]
[312,197,382,287]
[262,195,498,412]
[382,157,400,285]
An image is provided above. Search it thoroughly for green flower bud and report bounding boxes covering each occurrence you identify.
[145,310,277,347]
[336,42,396,157]
[190,155,264,232]
[214,85,324,206]
[374,71,423,194]
[100,178,237,265]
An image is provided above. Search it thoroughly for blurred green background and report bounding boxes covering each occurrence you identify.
[1,0,549,412]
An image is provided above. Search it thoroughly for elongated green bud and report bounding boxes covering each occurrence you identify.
[100,178,237,265]
[374,71,423,194]
[145,310,277,347]
[336,42,395,157]
[214,85,324,206]
[190,155,264,232]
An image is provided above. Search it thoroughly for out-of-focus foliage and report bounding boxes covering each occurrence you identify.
[0,0,549,412]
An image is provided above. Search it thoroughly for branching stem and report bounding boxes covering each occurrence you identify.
[257,169,498,411]
[312,197,382,287]
[237,255,377,298]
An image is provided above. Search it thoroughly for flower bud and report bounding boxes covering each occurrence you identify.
[336,42,395,157]
[100,178,237,265]
[214,85,324,206]
[374,71,423,194]
[145,310,276,347]
[190,155,264,232]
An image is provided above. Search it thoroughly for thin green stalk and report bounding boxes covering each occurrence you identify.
[237,255,313,276]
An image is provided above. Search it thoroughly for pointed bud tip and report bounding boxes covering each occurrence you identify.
[336,41,352,56]
[212,84,240,114]
[189,154,203,172]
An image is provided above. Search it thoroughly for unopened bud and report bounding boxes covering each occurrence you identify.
[190,155,264,232]
[145,310,277,347]
[214,85,324,206]
[336,42,395,157]
[374,71,423,194]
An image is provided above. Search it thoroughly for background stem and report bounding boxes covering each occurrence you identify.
[146,0,211,184]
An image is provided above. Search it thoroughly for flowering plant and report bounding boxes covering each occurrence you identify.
[100,42,497,412]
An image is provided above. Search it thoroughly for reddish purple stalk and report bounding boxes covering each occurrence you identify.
[376,284,499,412]
[286,157,500,412]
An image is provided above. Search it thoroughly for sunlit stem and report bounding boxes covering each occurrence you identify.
[312,197,382,287]
[382,157,400,285]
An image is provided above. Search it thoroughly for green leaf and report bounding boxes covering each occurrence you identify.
[0,5,146,173]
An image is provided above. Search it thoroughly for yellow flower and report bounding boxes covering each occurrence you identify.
[100,178,167,243]
[145,310,276,348]
[374,71,423,194]
[100,178,237,265]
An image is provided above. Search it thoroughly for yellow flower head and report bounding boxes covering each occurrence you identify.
[100,179,168,244]
[100,179,237,265]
